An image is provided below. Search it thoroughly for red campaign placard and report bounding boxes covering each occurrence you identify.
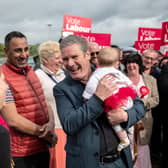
[74,32,111,48]
[137,27,162,41]
[63,14,92,33]
[134,40,161,54]
[160,21,168,56]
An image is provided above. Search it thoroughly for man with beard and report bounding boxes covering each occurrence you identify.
[54,35,146,168]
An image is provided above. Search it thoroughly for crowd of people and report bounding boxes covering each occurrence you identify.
[0,30,167,168]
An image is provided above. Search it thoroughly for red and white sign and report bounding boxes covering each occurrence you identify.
[134,40,161,54]
[63,14,92,33]
[160,21,168,56]
[138,27,162,41]
[74,32,111,48]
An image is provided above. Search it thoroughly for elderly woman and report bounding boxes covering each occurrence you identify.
[35,41,66,168]
[123,53,159,168]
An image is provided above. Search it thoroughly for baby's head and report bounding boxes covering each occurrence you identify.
[97,47,120,69]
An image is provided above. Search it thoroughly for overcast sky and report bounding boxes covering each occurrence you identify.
[0,0,167,47]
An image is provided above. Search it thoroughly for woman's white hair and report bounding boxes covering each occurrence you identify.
[38,40,60,64]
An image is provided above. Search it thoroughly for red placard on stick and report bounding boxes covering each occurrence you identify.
[63,14,92,33]
[160,21,168,56]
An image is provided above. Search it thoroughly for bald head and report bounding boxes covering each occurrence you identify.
[88,42,100,66]
[88,42,99,51]
[98,47,120,68]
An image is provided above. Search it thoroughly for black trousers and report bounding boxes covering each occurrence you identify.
[0,125,11,168]
[13,150,50,168]
[150,109,162,154]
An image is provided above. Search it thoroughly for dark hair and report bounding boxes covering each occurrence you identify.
[160,61,168,74]
[60,35,88,54]
[5,31,26,49]
[111,44,121,54]
[159,56,168,69]
[111,44,121,49]
[155,50,162,56]
[123,53,144,74]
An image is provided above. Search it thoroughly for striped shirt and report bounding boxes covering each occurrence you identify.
[5,87,14,103]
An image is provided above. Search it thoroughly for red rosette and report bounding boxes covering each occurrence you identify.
[140,86,149,99]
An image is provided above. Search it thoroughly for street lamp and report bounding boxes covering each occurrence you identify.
[47,24,52,40]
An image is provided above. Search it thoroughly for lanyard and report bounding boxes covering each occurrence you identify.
[46,73,58,84]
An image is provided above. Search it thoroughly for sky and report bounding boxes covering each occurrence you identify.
[0,0,168,47]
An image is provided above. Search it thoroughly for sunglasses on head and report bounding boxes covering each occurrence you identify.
[91,52,99,56]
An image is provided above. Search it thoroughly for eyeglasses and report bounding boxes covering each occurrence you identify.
[143,55,155,61]
[91,52,99,56]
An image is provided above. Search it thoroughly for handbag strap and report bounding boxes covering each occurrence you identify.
[133,122,144,165]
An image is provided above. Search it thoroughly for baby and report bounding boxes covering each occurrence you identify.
[83,47,137,151]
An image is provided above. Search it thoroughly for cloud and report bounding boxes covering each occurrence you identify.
[0,0,167,46]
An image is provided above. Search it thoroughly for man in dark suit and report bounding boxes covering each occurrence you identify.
[54,35,145,168]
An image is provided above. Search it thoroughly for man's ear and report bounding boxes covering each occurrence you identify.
[4,48,8,57]
[85,50,91,61]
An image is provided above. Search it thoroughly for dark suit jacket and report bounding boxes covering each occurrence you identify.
[53,74,145,168]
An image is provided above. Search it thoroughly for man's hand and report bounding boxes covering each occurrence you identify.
[107,108,128,125]
[38,121,55,138]
[49,132,58,147]
[43,132,58,147]
[38,121,57,147]
[95,74,119,101]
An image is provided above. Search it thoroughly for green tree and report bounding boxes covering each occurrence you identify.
[0,43,39,58]
[0,43,5,57]
[29,44,39,57]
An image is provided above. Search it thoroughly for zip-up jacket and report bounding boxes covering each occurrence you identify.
[1,62,49,157]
